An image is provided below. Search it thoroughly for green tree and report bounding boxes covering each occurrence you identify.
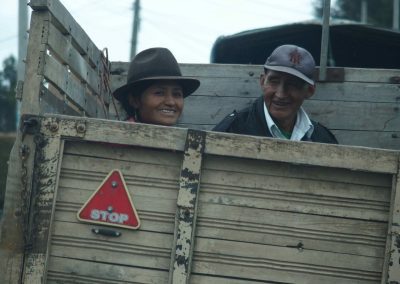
[313,0,398,29]
[0,55,17,132]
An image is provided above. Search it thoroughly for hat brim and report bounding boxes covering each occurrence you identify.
[113,76,200,101]
[264,65,315,85]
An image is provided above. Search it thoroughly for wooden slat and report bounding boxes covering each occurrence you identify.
[63,140,183,166]
[22,136,64,282]
[36,115,399,174]
[178,124,400,149]
[47,116,189,151]
[111,62,400,84]
[191,238,382,284]
[385,160,400,283]
[170,130,206,283]
[332,130,400,149]
[47,24,101,94]
[196,203,386,257]
[204,131,399,174]
[199,156,390,221]
[50,222,172,270]
[0,136,26,283]
[47,256,168,283]
[304,100,399,132]
[343,68,400,83]
[41,84,82,116]
[30,0,102,70]
[180,96,400,132]
[315,82,400,103]
[21,12,49,115]
[203,154,392,187]
[42,53,104,117]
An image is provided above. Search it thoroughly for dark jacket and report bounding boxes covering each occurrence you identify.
[213,96,338,144]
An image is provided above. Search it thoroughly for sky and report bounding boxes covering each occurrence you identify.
[0,0,318,65]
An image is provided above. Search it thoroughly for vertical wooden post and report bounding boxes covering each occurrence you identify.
[319,0,331,81]
[21,117,64,283]
[169,129,206,284]
[361,0,368,23]
[384,156,400,283]
[394,0,400,30]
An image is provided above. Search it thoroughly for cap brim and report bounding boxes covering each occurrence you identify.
[113,76,200,101]
[264,65,315,85]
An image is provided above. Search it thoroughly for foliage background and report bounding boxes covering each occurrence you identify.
[0,56,17,212]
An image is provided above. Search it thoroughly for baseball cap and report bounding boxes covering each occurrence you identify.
[264,44,315,85]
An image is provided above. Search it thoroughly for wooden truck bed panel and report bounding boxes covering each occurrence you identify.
[8,114,398,283]
[1,0,400,283]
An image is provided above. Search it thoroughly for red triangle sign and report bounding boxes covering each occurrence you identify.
[77,169,140,229]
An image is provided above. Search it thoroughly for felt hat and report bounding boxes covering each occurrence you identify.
[113,47,200,102]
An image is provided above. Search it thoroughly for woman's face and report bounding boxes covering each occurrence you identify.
[129,81,184,126]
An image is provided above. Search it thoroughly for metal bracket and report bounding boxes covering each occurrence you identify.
[20,115,41,141]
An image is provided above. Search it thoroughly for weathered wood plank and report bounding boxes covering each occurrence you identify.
[47,256,168,283]
[21,12,49,115]
[199,158,390,222]
[42,53,104,117]
[30,0,102,70]
[180,96,400,132]
[0,137,26,283]
[203,154,392,187]
[40,115,400,174]
[63,140,183,166]
[332,130,400,149]
[49,222,173,270]
[47,24,101,94]
[40,84,82,116]
[22,136,64,282]
[204,131,399,174]
[170,130,206,283]
[192,238,382,284]
[48,116,188,151]
[190,275,267,284]
[111,62,400,84]
[385,160,400,283]
[304,100,399,132]
[315,82,400,103]
[196,203,386,257]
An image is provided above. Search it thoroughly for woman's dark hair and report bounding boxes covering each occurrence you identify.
[120,81,153,119]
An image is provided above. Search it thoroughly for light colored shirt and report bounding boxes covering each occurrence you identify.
[263,102,314,141]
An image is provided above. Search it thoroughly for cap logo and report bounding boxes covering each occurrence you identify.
[289,50,302,65]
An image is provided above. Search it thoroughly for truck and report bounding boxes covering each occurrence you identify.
[1,0,399,283]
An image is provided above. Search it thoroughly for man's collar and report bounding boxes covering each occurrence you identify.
[263,102,314,140]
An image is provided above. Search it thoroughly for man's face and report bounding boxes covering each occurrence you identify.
[260,70,314,131]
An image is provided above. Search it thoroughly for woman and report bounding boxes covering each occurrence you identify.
[113,47,200,126]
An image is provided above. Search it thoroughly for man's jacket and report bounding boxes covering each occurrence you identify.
[213,96,338,144]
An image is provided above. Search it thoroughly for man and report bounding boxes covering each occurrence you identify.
[213,44,338,144]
